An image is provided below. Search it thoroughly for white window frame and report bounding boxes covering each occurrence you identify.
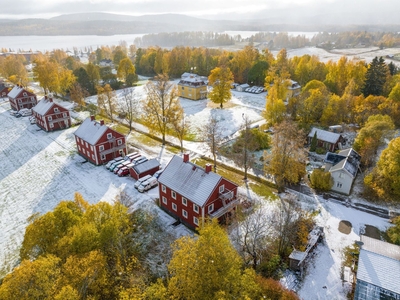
[162,196,167,204]
[193,204,199,213]
[171,191,176,199]
[117,139,122,145]
[49,123,54,128]
[101,154,106,160]
[162,185,166,193]
[99,145,104,151]
[23,92,27,96]
[208,203,214,213]
[107,133,112,139]
[193,217,199,226]
[54,108,59,112]
[63,112,67,117]
[172,203,177,211]
[182,197,187,206]
[82,149,86,154]
[78,145,81,151]
[85,142,88,148]
[91,145,94,151]
[48,116,52,121]
[182,209,188,218]
[219,185,225,193]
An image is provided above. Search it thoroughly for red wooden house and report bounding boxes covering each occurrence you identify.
[129,158,160,180]
[0,84,11,98]
[74,116,127,165]
[7,84,37,111]
[157,154,239,230]
[32,96,71,131]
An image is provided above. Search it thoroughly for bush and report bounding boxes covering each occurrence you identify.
[310,168,333,191]
[316,147,326,155]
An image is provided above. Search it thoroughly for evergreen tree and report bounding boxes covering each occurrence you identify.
[310,131,317,152]
[362,56,388,97]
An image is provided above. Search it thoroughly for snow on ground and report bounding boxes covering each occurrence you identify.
[0,100,191,276]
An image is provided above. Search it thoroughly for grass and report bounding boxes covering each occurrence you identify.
[191,157,277,200]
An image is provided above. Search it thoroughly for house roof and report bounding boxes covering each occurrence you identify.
[308,127,341,144]
[7,85,25,99]
[32,98,59,115]
[357,249,400,295]
[326,148,360,178]
[132,158,160,174]
[157,155,223,207]
[361,235,400,261]
[74,117,108,145]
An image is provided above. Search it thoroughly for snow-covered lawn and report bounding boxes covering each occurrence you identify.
[0,100,192,276]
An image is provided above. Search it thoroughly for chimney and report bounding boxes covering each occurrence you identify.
[90,115,95,121]
[205,164,212,174]
[49,97,53,103]
[100,120,104,126]
[183,153,189,163]
[45,95,48,100]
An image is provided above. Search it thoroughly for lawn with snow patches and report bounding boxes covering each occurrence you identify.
[0,101,191,277]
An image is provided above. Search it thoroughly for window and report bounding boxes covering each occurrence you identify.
[83,149,86,154]
[101,154,106,160]
[48,116,52,121]
[50,123,54,128]
[107,133,112,139]
[337,182,343,188]
[162,185,166,193]
[85,142,88,148]
[182,209,188,218]
[171,191,176,199]
[193,217,199,226]
[92,155,95,160]
[172,203,177,211]
[193,204,199,213]
[117,139,122,145]
[219,185,225,193]
[339,172,344,179]
[99,145,104,151]
[63,112,67,117]
[208,203,214,213]
[54,108,59,112]
[162,196,167,204]
[18,99,21,103]
[91,145,94,151]
[182,197,187,206]
[23,92,27,96]
[78,145,81,151]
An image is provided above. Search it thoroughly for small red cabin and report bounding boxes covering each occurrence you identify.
[129,158,160,180]
[74,116,127,165]
[157,154,239,230]
[8,85,37,111]
[32,96,71,131]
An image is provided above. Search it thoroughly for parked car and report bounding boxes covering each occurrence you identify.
[154,169,164,179]
[113,160,132,174]
[29,117,36,124]
[18,108,32,116]
[117,166,131,177]
[15,113,22,118]
[105,157,124,169]
[132,156,146,165]
[137,176,158,193]
[126,153,141,162]
[124,152,139,161]
[134,174,152,189]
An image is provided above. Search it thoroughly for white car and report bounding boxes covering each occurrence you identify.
[137,176,158,193]
[134,175,152,189]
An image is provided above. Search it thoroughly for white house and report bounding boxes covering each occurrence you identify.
[324,148,361,195]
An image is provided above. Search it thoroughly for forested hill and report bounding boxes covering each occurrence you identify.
[1,12,400,36]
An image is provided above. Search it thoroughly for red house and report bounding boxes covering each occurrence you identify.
[32,96,71,131]
[157,154,239,230]
[74,116,127,165]
[0,85,11,98]
[129,158,160,180]
[7,85,37,111]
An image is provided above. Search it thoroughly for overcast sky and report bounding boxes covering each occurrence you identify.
[1,0,399,21]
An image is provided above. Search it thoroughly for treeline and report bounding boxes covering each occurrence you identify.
[134,31,235,48]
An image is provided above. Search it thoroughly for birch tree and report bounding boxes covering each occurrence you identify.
[97,84,117,122]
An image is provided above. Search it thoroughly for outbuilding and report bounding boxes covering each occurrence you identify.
[129,158,160,180]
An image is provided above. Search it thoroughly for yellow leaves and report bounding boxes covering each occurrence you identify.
[208,66,234,109]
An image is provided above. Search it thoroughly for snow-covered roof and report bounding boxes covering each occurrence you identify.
[289,250,306,261]
[308,127,341,144]
[361,235,400,261]
[132,158,160,174]
[74,117,108,145]
[357,249,400,295]
[32,98,56,115]
[7,85,25,99]
[157,155,222,207]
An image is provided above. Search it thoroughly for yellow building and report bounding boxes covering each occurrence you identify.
[178,73,208,100]
[285,80,301,100]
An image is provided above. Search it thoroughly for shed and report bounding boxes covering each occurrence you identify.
[129,158,160,180]
[236,83,249,92]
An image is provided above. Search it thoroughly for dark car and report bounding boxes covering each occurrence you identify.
[15,113,22,118]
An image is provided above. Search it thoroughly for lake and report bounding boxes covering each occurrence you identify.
[0,31,319,53]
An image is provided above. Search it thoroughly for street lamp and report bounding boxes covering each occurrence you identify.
[242,113,249,181]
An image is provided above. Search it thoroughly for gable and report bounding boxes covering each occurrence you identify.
[7,86,35,99]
